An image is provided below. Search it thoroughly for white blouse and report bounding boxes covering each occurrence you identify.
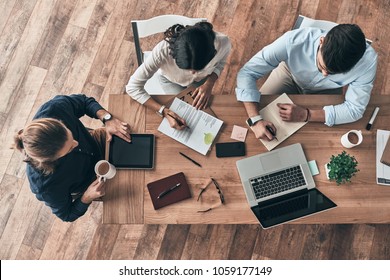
[126,32,231,104]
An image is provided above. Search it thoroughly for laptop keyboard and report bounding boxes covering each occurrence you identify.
[250,165,306,199]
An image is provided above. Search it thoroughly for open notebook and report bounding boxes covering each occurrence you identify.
[259,93,307,150]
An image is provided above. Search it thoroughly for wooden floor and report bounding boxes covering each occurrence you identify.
[1,0,390,260]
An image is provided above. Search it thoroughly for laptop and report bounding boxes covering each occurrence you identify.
[236,143,336,228]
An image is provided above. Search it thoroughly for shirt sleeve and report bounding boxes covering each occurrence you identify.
[323,54,378,126]
[50,94,104,119]
[235,31,290,102]
[212,35,232,77]
[28,169,90,222]
[40,190,90,222]
[125,41,166,104]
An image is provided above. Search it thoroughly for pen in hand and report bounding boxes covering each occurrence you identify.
[167,113,189,129]
[266,125,278,141]
[157,183,181,199]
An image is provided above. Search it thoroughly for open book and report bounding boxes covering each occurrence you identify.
[259,93,307,150]
[158,97,223,155]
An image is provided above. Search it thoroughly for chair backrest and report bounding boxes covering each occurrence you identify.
[292,15,338,31]
[292,15,372,44]
[131,15,207,66]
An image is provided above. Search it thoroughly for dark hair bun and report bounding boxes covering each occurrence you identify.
[165,21,216,71]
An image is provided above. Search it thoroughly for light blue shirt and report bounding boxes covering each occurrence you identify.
[236,28,378,126]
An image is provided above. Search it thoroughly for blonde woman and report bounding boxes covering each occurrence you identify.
[13,94,131,222]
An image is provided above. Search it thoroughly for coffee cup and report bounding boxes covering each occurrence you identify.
[94,160,116,182]
[341,130,363,148]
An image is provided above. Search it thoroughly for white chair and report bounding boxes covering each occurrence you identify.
[131,15,207,95]
[292,15,372,44]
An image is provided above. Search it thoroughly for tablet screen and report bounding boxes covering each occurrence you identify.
[109,134,155,169]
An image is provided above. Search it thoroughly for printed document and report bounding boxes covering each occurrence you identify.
[158,98,223,155]
[259,93,307,151]
[376,129,390,185]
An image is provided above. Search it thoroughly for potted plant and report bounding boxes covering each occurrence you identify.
[326,151,359,185]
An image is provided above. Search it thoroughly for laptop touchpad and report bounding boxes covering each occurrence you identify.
[260,153,282,172]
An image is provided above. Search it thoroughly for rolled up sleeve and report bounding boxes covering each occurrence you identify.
[324,56,377,126]
[235,32,289,103]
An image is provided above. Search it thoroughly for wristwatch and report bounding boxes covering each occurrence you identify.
[156,105,166,118]
[102,113,112,124]
[246,115,263,127]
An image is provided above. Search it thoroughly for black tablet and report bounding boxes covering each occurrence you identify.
[109,134,155,169]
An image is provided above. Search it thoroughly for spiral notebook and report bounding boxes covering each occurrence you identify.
[147,172,192,210]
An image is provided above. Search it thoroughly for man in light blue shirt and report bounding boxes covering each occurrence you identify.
[236,24,377,140]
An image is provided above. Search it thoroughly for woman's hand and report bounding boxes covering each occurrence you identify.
[104,118,132,142]
[192,83,213,110]
[165,109,188,130]
[192,73,218,110]
[81,177,106,204]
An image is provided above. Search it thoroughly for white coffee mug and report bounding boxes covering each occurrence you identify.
[341,130,363,148]
[94,160,116,182]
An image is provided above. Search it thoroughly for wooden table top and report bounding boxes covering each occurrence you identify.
[103,94,390,224]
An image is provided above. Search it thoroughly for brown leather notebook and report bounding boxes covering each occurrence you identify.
[380,138,390,166]
[165,86,217,117]
[147,172,192,210]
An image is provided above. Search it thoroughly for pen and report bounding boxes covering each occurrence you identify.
[157,183,181,199]
[266,125,278,141]
[366,107,380,130]
[167,113,189,129]
[179,152,202,167]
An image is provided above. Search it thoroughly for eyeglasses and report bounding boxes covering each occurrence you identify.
[197,177,225,212]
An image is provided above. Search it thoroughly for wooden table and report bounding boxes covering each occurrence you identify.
[103,94,390,224]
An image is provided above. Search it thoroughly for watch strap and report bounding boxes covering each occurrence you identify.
[157,105,166,117]
[246,115,263,127]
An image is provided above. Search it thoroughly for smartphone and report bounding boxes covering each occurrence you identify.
[216,142,246,158]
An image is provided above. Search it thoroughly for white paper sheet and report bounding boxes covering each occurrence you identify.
[158,98,223,155]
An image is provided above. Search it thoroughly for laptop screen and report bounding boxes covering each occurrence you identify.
[252,188,336,228]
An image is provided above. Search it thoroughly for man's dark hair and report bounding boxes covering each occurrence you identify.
[322,24,366,74]
[164,22,216,71]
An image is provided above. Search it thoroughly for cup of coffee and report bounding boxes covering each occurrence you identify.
[341,130,363,148]
[94,160,116,182]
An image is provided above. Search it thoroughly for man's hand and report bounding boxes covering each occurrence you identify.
[104,118,131,142]
[277,103,308,122]
[81,177,106,204]
[251,120,277,141]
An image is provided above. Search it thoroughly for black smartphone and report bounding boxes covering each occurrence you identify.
[215,142,246,158]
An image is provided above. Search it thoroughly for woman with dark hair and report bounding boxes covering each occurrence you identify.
[126,21,231,130]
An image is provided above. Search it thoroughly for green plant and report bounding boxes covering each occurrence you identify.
[327,151,359,185]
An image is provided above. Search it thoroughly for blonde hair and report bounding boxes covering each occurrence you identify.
[13,118,68,175]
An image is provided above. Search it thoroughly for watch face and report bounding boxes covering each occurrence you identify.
[246,118,253,126]
[103,113,112,123]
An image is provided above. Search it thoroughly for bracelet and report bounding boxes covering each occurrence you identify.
[304,108,311,122]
